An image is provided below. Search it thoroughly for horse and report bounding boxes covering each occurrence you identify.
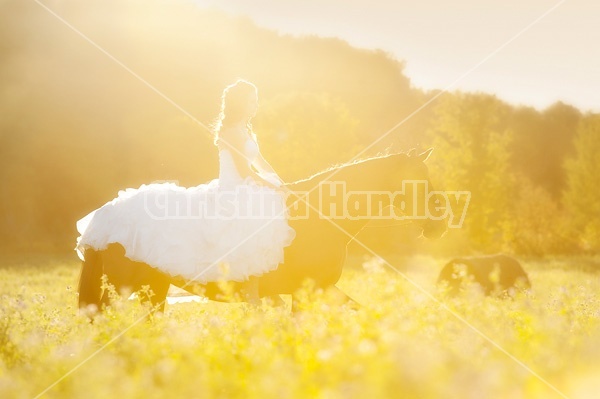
[78,149,447,312]
[437,254,531,297]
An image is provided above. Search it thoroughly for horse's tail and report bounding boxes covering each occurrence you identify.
[78,249,103,311]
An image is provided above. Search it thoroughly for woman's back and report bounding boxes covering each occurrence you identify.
[218,136,258,189]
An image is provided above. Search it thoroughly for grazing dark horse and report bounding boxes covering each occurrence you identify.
[78,149,447,312]
[437,254,531,297]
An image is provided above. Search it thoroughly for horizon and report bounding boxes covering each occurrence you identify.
[193,0,599,113]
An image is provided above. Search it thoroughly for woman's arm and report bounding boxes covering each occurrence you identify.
[252,151,278,176]
[218,128,269,184]
[218,128,254,178]
[252,147,285,187]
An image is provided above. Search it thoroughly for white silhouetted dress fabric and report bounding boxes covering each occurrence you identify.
[76,138,295,283]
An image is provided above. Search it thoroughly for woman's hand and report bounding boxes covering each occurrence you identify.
[252,173,279,189]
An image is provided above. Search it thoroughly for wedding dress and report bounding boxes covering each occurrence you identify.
[75,138,295,283]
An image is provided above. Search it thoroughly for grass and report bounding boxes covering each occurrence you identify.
[0,254,599,399]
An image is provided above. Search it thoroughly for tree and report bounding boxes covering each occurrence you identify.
[563,115,600,252]
[509,102,580,197]
[254,91,361,182]
[426,92,514,252]
[505,176,574,255]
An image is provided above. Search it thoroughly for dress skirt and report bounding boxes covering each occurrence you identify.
[75,179,296,283]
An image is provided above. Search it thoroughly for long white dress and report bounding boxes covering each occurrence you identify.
[75,138,296,283]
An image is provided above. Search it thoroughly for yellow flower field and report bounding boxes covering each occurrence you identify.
[0,256,598,399]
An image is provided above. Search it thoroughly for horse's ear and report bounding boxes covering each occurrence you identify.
[417,148,434,162]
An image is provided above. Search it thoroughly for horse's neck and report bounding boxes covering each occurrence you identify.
[325,161,387,191]
[291,162,386,234]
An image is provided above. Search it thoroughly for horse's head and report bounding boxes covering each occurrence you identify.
[384,148,447,239]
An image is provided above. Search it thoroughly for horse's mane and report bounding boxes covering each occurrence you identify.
[286,150,410,186]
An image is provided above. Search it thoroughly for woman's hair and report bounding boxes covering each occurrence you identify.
[213,79,258,145]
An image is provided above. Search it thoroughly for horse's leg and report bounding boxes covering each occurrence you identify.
[328,285,361,309]
[290,293,300,314]
[102,244,171,314]
[99,244,137,308]
[264,295,286,307]
[137,263,171,313]
[78,249,103,312]
[291,285,360,313]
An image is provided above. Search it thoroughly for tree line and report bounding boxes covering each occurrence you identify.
[0,0,597,255]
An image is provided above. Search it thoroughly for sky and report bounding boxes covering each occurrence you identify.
[194,0,599,112]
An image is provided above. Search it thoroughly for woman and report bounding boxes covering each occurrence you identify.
[76,80,295,304]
